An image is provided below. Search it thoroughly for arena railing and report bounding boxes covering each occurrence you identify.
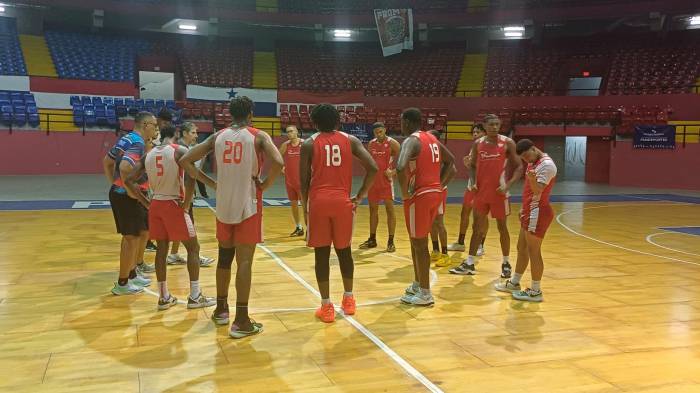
[454,85,700,97]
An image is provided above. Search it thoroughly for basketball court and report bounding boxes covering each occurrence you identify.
[1,178,699,392]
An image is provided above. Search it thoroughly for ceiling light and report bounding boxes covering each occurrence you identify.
[504,32,523,37]
[0,6,5,12]
[178,24,197,31]
[503,26,525,32]
[334,29,351,38]
[690,15,700,25]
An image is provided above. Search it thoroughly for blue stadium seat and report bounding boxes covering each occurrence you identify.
[28,113,40,127]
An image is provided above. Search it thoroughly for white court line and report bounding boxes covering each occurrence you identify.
[556,203,700,267]
[646,232,700,257]
[203,202,444,393]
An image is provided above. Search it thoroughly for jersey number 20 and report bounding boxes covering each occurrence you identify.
[223,141,243,164]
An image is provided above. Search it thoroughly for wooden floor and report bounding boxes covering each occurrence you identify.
[1,200,700,392]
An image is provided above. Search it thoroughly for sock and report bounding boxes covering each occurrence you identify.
[503,256,510,264]
[216,296,228,310]
[235,302,248,323]
[118,277,128,286]
[531,280,541,292]
[369,233,376,241]
[129,269,137,279]
[321,298,332,305]
[432,240,439,252]
[388,235,394,244]
[343,291,353,297]
[466,255,475,266]
[190,280,200,299]
[296,224,302,230]
[158,281,169,299]
[458,233,465,244]
[441,245,448,255]
[511,272,523,285]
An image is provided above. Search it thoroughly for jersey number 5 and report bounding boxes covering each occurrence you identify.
[324,144,342,167]
[223,141,243,164]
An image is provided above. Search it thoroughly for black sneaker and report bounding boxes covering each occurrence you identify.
[359,238,377,249]
[501,262,512,279]
[145,240,157,252]
[449,261,476,275]
[290,227,304,237]
[386,242,396,253]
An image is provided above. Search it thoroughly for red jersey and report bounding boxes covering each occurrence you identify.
[309,131,353,200]
[522,154,557,211]
[476,134,508,195]
[284,140,302,188]
[407,131,442,197]
[368,137,394,172]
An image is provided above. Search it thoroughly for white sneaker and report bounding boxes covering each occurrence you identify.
[167,254,186,265]
[187,293,216,309]
[111,282,143,295]
[447,243,466,252]
[199,256,215,267]
[130,275,151,287]
[401,291,435,307]
[158,295,178,310]
[476,245,485,257]
[494,280,521,293]
[404,282,419,296]
[136,262,155,274]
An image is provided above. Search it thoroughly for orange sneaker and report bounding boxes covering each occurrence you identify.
[341,294,356,315]
[315,303,335,323]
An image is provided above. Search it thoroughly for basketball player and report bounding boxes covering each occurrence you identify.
[180,96,283,339]
[124,125,216,310]
[167,122,214,267]
[300,104,377,323]
[495,139,557,302]
[450,114,522,277]
[278,125,305,237]
[102,112,159,295]
[397,108,456,306]
[358,122,400,253]
[447,124,488,255]
[427,129,450,268]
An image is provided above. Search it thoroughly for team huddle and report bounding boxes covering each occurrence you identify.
[103,96,558,339]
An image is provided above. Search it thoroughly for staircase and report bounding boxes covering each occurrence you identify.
[252,52,278,89]
[39,109,79,132]
[445,120,474,141]
[456,54,487,97]
[252,116,281,136]
[19,35,57,77]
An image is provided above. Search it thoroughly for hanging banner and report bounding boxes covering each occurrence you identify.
[374,8,413,57]
[633,125,675,149]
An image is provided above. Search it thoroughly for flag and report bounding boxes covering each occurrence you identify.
[374,8,413,57]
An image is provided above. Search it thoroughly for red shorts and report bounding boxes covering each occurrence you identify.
[368,175,394,203]
[463,189,476,208]
[148,199,196,241]
[285,182,301,201]
[404,191,442,239]
[307,197,355,248]
[216,197,263,245]
[520,204,554,239]
[473,192,510,220]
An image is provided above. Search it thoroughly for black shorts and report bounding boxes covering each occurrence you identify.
[109,187,148,236]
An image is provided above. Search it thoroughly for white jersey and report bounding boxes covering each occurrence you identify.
[145,143,184,201]
[214,126,262,224]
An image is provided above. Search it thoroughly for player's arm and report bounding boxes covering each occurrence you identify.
[175,146,196,211]
[437,140,457,188]
[350,135,378,204]
[102,155,116,185]
[299,138,314,213]
[527,161,557,195]
[468,140,479,191]
[122,159,149,207]
[395,136,421,199]
[256,131,284,191]
[386,137,400,178]
[501,138,524,193]
[180,133,217,190]
[278,140,288,174]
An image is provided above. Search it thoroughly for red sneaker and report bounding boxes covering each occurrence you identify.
[341,294,356,315]
[315,303,335,323]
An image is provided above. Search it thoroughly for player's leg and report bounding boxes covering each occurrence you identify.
[287,186,304,236]
[333,200,356,315]
[360,201,380,249]
[308,201,335,322]
[450,208,487,275]
[385,198,396,252]
[212,221,235,325]
[496,227,526,293]
[229,243,263,336]
[512,232,544,302]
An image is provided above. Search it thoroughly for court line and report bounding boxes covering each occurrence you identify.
[556,203,700,267]
[646,232,700,257]
[202,202,443,393]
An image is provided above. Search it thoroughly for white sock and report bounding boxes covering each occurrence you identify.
[532,280,541,292]
[511,272,523,285]
[420,287,431,296]
[296,224,302,229]
[466,255,475,266]
[503,256,510,264]
[190,280,200,299]
[321,298,332,305]
[158,281,169,299]
[343,291,353,297]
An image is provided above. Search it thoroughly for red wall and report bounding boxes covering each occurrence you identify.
[0,131,117,175]
[609,141,700,190]
[30,77,138,96]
